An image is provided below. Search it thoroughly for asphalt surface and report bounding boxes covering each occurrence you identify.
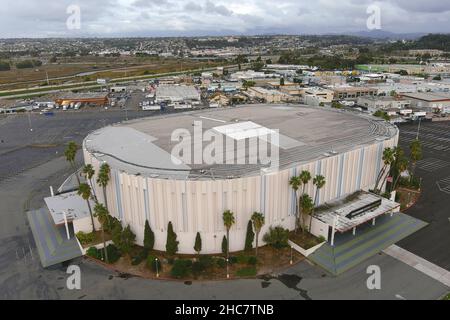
[397,121,450,271]
[0,111,448,300]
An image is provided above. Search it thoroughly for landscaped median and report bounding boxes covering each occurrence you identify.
[288,232,326,257]
[82,244,304,281]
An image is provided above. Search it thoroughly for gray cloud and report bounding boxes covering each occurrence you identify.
[0,0,448,38]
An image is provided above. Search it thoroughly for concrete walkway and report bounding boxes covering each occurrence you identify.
[383,245,450,288]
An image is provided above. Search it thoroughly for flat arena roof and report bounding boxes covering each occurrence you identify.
[84,104,398,180]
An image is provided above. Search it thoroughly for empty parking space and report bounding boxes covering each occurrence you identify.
[417,158,450,172]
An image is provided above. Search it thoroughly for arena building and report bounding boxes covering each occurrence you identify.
[82,105,399,254]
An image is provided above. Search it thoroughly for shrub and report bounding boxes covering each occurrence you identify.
[170,259,192,279]
[236,255,250,264]
[131,249,147,266]
[76,231,95,245]
[247,256,258,266]
[113,225,136,256]
[221,236,228,256]
[194,232,202,254]
[215,257,226,268]
[86,247,101,259]
[235,266,257,277]
[143,220,155,252]
[198,255,214,269]
[166,222,179,255]
[106,244,121,263]
[228,256,238,264]
[146,255,162,273]
[263,226,289,249]
[192,261,206,276]
[244,220,255,251]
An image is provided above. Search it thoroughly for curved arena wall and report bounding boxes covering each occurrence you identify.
[83,132,398,254]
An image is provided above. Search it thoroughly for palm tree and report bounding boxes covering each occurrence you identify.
[93,202,109,263]
[409,139,423,183]
[289,176,301,232]
[392,155,409,191]
[64,141,80,184]
[77,183,96,233]
[222,210,235,262]
[300,194,314,233]
[83,164,96,200]
[299,170,312,195]
[374,147,395,193]
[97,163,111,210]
[251,212,265,259]
[311,175,326,232]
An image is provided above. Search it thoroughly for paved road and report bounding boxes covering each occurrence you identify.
[0,112,448,300]
[397,121,450,271]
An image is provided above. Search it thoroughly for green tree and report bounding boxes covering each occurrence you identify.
[244,220,255,251]
[222,210,235,261]
[82,164,96,200]
[93,202,109,263]
[251,212,265,258]
[299,170,312,233]
[280,78,285,86]
[166,221,179,255]
[300,194,314,233]
[97,163,111,209]
[194,232,202,255]
[77,183,96,233]
[374,147,396,193]
[392,151,409,191]
[311,175,326,232]
[289,176,301,232]
[221,236,228,256]
[409,139,423,183]
[115,225,136,256]
[64,141,80,184]
[143,220,155,253]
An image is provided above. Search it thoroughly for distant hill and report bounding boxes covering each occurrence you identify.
[412,34,450,51]
[348,30,425,40]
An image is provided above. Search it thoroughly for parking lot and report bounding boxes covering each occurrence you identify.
[397,120,450,271]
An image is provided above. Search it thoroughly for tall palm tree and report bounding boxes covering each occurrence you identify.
[300,194,314,233]
[97,163,111,210]
[392,156,409,191]
[289,176,301,232]
[251,212,265,259]
[374,147,395,193]
[222,210,235,262]
[77,183,96,233]
[311,175,326,232]
[83,164,96,200]
[93,202,109,263]
[409,139,423,183]
[64,141,80,184]
[299,170,312,195]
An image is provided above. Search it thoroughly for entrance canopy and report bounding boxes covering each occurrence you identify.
[44,191,94,226]
[314,191,400,233]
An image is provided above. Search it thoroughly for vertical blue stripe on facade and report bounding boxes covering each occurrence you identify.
[337,154,345,198]
[316,160,323,204]
[260,173,267,215]
[143,178,149,222]
[376,143,383,179]
[114,171,123,220]
[357,148,365,190]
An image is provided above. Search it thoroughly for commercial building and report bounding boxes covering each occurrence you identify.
[155,85,200,104]
[83,105,398,254]
[247,87,290,103]
[400,92,450,113]
[304,87,334,105]
[332,86,378,100]
[357,96,411,113]
[55,93,109,107]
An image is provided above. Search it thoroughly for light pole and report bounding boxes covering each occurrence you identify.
[416,117,422,140]
[290,246,293,265]
[226,258,229,279]
[155,258,159,278]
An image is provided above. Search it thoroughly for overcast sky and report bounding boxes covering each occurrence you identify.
[1,0,449,38]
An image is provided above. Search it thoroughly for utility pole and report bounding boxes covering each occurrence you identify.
[416,117,422,140]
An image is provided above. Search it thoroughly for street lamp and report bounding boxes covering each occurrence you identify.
[155,258,159,278]
[226,258,229,279]
[290,247,293,265]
